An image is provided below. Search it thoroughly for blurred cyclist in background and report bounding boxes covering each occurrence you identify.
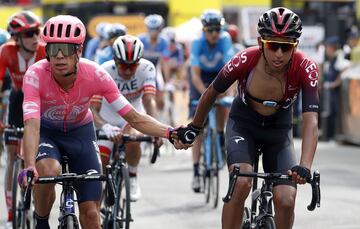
[227,24,245,53]
[138,14,170,111]
[0,28,11,167]
[0,11,46,228]
[84,22,110,61]
[91,35,160,201]
[188,9,234,192]
[94,23,127,65]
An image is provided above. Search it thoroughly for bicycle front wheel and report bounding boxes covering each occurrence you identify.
[113,166,131,229]
[12,158,24,229]
[258,217,276,229]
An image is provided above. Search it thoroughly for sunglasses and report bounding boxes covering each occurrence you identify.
[261,39,297,52]
[116,62,139,72]
[22,29,40,38]
[204,27,221,34]
[46,43,78,57]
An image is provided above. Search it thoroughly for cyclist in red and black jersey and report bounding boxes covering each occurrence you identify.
[0,11,46,227]
[177,7,319,229]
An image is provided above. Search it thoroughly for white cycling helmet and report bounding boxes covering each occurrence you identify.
[112,35,144,64]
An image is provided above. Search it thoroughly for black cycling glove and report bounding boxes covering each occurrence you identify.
[291,165,311,180]
[177,123,202,144]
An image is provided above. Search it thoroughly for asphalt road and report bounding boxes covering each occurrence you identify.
[1,139,360,228]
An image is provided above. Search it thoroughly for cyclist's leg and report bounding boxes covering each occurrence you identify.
[34,136,62,228]
[188,87,203,192]
[222,118,255,229]
[66,123,102,228]
[155,62,165,111]
[262,130,297,229]
[97,139,114,173]
[3,89,23,223]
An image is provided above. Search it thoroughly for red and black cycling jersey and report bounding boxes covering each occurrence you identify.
[0,41,46,90]
[213,46,319,113]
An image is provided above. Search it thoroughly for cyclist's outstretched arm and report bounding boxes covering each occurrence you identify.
[23,118,40,169]
[300,112,318,170]
[122,108,171,139]
[192,84,220,127]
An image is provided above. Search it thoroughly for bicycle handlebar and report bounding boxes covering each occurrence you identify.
[222,165,321,211]
[23,167,116,207]
[97,133,160,164]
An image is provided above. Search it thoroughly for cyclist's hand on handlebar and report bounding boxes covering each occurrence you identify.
[18,167,38,188]
[288,165,311,184]
[176,123,201,144]
[101,123,123,143]
[0,121,6,133]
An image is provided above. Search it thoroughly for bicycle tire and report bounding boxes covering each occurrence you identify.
[211,131,220,208]
[65,215,75,229]
[211,168,219,208]
[204,169,210,203]
[257,217,275,229]
[113,166,131,229]
[12,158,23,229]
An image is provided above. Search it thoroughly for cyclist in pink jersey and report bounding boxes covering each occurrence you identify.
[19,15,185,229]
[177,7,319,229]
[0,11,46,227]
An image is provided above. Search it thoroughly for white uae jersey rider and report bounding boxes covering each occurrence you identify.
[92,58,157,128]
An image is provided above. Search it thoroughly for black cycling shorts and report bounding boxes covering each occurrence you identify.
[5,88,24,145]
[36,122,102,203]
[225,97,297,186]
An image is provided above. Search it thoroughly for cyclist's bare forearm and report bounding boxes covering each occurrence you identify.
[122,109,170,138]
[90,103,107,129]
[192,84,220,127]
[23,118,40,168]
[191,66,206,94]
[300,112,318,169]
[142,94,157,118]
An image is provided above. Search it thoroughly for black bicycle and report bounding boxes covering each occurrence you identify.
[4,127,35,229]
[24,156,115,229]
[97,133,159,229]
[223,148,321,229]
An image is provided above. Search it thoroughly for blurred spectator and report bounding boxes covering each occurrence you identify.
[320,36,351,140]
[343,26,359,60]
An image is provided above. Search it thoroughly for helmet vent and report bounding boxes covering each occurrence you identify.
[50,24,55,37]
[74,27,81,37]
[66,25,71,37]
[57,24,63,37]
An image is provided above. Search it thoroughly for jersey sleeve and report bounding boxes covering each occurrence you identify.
[299,58,320,113]
[143,63,157,95]
[94,65,134,116]
[22,67,41,121]
[190,39,201,67]
[0,45,7,81]
[212,50,250,93]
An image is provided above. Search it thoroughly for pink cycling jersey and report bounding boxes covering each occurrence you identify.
[22,58,133,132]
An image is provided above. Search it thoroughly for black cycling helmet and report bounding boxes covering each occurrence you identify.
[257,7,302,39]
